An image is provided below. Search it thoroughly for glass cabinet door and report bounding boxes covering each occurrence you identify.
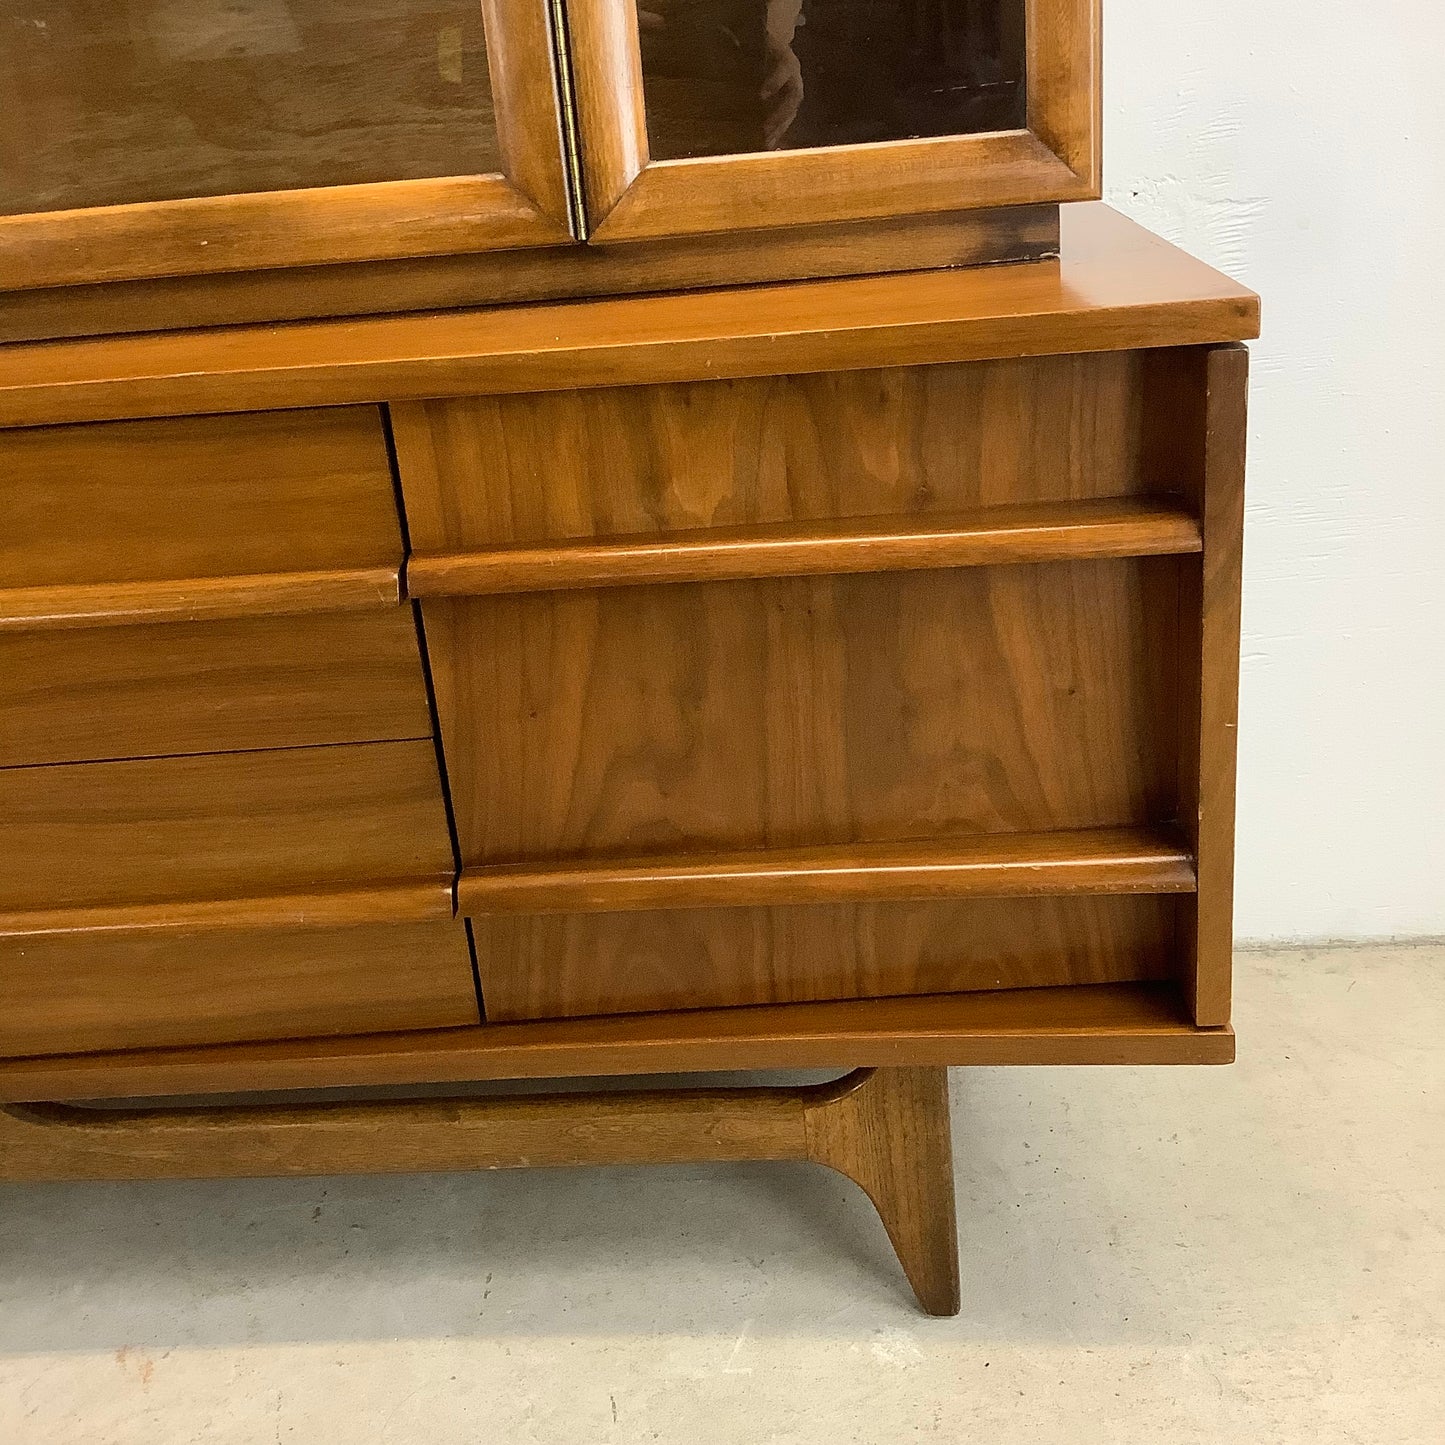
[565,0,1099,242]
[0,0,574,289]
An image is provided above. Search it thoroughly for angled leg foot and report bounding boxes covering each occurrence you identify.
[802,1067,961,1316]
[0,1065,961,1315]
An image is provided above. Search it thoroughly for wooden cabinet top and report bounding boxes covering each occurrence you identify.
[0,206,1258,429]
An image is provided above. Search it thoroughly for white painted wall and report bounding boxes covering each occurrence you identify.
[1102,2,1445,941]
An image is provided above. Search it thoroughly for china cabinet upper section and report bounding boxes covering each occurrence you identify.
[0,0,1098,293]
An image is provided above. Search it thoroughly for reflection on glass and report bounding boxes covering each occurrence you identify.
[0,0,500,215]
[639,0,1026,161]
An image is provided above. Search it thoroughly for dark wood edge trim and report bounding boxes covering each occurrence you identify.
[0,206,1059,347]
[458,828,1198,915]
[405,500,1202,598]
[0,567,402,631]
[0,984,1236,1103]
[0,881,455,940]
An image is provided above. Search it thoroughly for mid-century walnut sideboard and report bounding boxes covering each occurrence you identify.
[0,206,1256,1311]
[0,1,1256,1315]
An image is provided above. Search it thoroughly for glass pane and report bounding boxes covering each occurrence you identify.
[0,0,501,215]
[638,0,1027,161]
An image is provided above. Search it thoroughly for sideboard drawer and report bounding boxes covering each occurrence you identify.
[0,920,479,1058]
[389,355,1154,555]
[390,354,1156,551]
[426,559,1180,863]
[0,741,456,931]
[0,406,402,617]
[472,894,1177,1022]
[0,608,434,768]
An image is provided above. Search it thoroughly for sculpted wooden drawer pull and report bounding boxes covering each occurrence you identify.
[458,828,1197,916]
[405,499,1203,597]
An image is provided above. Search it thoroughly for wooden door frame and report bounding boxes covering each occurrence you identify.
[567,0,1100,242]
[0,0,575,291]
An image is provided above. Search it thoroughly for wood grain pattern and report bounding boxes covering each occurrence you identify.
[0,609,432,768]
[565,0,1097,241]
[406,500,1200,597]
[0,1067,961,1315]
[426,559,1180,865]
[461,829,1194,916]
[0,407,402,593]
[1147,345,1249,1026]
[0,207,1260,430]
[804,1068,961,1315]
[0,983,1235,1103]
[0,207,1058,348]
[389,350,1155,554]
[0,921,479,1058]
[470,892,1177,1020]
[0,741,455,933]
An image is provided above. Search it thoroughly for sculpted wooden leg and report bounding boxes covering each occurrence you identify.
[802,1067,961,1316]
[0,1066,960,1315]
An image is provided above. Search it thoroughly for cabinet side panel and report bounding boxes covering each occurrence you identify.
[1146,345,1247,1025]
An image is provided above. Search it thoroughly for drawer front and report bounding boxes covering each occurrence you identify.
[389,355,1151,554]
[0,608,434,768]
[426,559,1179,864]
[0,920,479,1057]
[473,895,1176,1022]
[0,405,401,595]
[0,741,456,928]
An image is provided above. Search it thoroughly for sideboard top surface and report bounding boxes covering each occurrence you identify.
[0,206,1258,430]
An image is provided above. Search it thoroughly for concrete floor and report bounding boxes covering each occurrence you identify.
[0,944,1440,1444]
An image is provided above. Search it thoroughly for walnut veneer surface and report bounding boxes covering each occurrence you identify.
[0,205,1253,1102]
